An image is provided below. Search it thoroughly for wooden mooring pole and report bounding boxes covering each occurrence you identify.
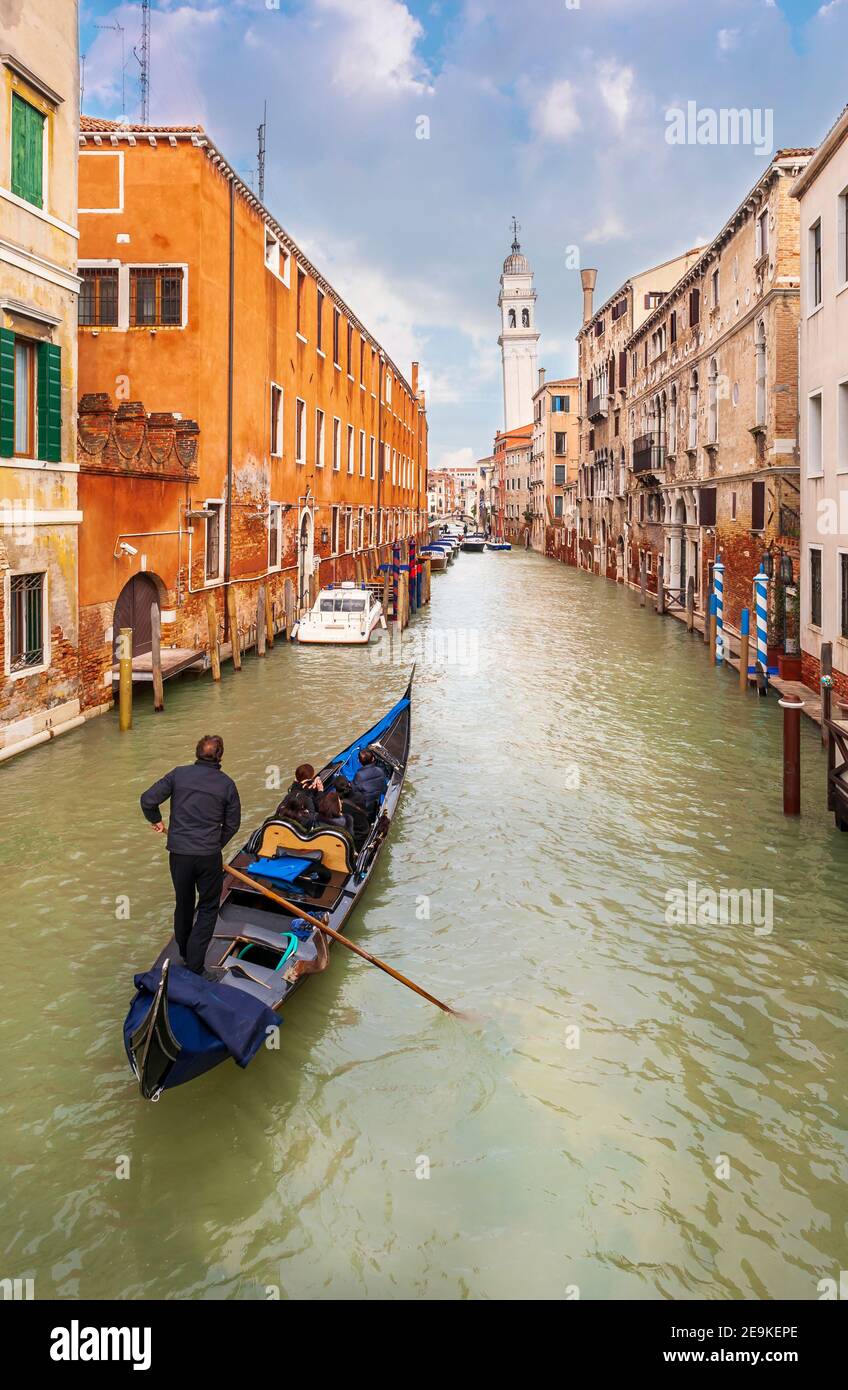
[779,693,805,816]
[739,608,750,692]
[257,585,267,657]
[656,557,665,615]
[640,553,647,608]
[206,591,221,681]
[151,602,164,712]
[686,576,695,633]
[226,585,242,671]
[821,641,833,748]
[118,627,133,732]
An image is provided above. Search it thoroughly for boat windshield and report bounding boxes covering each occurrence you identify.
[341,598,366,613]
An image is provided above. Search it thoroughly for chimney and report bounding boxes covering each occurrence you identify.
[538,367,546,389]
[581,268,598,326]
[411,361,419,395]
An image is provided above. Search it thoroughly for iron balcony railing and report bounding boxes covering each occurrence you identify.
[587,395,608,422]
[632,436,666,474]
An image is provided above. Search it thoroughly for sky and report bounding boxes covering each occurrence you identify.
[77,0,848,471]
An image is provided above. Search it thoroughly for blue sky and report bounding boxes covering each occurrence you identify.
[78,1,848,469]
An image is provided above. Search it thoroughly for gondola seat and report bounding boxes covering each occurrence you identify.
[250,817,356,875]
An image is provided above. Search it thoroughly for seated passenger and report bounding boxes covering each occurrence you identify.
[275,790,315,830]
[316,791,354,839]
[287,763,324,815]
[334,775,371,851]
[353,748,388,819]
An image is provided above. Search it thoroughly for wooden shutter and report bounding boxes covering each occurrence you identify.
[37,343,62,462]
[698,487,716,526]
[11,95,44,207]
[618,351,627,387]
[751,480,765,532]
[0,329,15,457]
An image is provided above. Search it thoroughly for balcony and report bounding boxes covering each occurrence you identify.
[632,435,665,475]
[587,395,608,422]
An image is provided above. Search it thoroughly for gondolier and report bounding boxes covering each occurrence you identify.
[140,735,241,978]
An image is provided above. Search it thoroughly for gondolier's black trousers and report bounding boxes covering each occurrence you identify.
[168,851,224,974]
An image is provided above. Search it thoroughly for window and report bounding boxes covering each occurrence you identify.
[129,267,183,326]
[688,370,699,450]
[756,209,769,262]
[79,268,119,326]
[689,287,701,327]
[841,553,848,640]
[386,371,393,406]
[315,409,325,468]
[370,436,376,480]
[730,491,737,522]
[551,395,571,413]
[711,268,720,308]
[644,291,665,310]
[296,269,306,336]
[347,424,354,474]
[268,503,282,570]
[205,502,224,582]
[810,547,822,627]
[333,309,341,366]
[811,220,822,309]
[9,572,45,672]
[316,289,324,352]
[707,358,718,445]
[347,322,354,375]
[332,417,341,471]
[751,480,765,532]
[755,321,767,428]
[839,381,848,474]
[295,398,306,464]
[0,332,60,462]
[359,429,366,478]
[11,94,44,208]
[270,383,283,457]
[331,505,340,555]
[808,392,823,476]
[669,310,678,345]
[12,338,35,457]
[264,230,289,283]
[554,464,566,485]
[555,432,567,456]
[360,336,366,384]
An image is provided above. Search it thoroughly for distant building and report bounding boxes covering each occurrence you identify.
[427,469,458,519]
[0,1,82,761]
[531,372,579,554]
[793,109,848,697]
[494,425,533,544]
[498,221,540,432]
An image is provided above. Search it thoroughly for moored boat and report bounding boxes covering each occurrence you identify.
[461,534,487,553]
[124,678,414,1099]
[419,546,449,572]
[295,582,384,644]
[486,541,512,551]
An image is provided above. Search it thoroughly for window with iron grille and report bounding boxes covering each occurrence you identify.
[10,572,45,671]
[130,267,184,327]
[810,547,822,627]
[79,268,119,327]
[841,553,848,640]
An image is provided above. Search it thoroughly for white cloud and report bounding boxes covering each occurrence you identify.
[313,0,432,96]
[597,60,635,130]
[717,27,741,52]
[818,0,846,14]
[526,79,582,143]
[438,447,476,470]
[584,214,626,245]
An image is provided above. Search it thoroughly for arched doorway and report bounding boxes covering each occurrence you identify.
[298,509,314,613]
[113,573,160,661]
[616,535,625,583]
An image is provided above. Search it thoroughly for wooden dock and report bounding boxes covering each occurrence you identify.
[112,647,205,686]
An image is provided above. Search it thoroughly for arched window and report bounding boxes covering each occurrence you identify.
[669,384,678,454]
[522,308,530,328]
[755,320,766,427]
[508,309,516,328]
[688,369,699,450]
[708,358,718,445]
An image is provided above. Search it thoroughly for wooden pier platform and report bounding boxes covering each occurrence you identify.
[111,648,205,686]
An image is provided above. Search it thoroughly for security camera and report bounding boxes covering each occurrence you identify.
[118,541,138,557]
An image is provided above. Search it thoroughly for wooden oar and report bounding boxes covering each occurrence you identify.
[225,864,460,1017]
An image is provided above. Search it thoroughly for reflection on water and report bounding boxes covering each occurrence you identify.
[1,551,846,1299]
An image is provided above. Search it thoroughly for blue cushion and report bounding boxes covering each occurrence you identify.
[245,855,313,884]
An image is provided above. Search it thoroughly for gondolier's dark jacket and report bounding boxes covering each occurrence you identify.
[140,760,242,856]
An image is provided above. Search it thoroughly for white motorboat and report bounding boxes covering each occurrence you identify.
[461,533,487,553]
[295,582,385,645]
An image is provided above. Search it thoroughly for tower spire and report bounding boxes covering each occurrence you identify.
[511,216,521,252]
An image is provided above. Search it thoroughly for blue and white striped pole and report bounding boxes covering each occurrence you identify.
[754,565,770,685]
[713,558,725,665]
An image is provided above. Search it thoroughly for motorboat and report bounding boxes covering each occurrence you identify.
[295,582,385,644]
[461,534,487,553]
[486,540,512,552]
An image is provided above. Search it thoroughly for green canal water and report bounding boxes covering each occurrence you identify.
[1,551,846,1301]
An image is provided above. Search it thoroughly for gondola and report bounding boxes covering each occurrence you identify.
[124,674,414,1100]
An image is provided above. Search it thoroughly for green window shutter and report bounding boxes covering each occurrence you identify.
[37,342,62,462]
[11,94,44,208]
[0,329,15,458]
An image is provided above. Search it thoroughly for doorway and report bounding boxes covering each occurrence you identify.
[113,573,160,661]
[298,509,314,612]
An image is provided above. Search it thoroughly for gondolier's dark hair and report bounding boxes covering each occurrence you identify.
[196,734,224,763]
[295,762,315,782]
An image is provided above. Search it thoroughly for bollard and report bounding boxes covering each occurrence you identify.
[713,558,724,665]
[754,565,770,689]
[206,591,221,681]
[739,608,750,691]
[778,693,804,816]
[709,594,718,667]
[118,626,133,732]
[151,602,164,712]
[226,585,242,670]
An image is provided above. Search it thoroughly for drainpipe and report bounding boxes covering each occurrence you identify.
[223,178,236,636]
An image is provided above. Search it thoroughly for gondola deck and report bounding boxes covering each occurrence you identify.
[124,674,414,1099]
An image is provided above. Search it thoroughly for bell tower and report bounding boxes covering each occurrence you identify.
[498,218,540,430]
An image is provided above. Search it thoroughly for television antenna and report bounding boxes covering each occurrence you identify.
[132,0,151,124]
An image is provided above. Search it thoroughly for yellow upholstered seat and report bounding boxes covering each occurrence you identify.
[256,819,355,875]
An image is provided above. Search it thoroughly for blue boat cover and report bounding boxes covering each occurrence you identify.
[333,695,409,782]
[246,855,312,883]
[126,962,280,1070]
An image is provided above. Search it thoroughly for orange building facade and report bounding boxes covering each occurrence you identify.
[76,117,428,709]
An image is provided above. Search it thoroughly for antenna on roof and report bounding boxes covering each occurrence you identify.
[96,20,127,119]
[257,101,267,201]
[80,53,86,113]
[133,0,151,124]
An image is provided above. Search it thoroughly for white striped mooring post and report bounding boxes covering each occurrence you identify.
[713,558,725,665]
[754,564,770,684]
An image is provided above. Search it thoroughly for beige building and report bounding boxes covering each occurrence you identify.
[0,2,81,760]
[577,251,702,582]
[792,108,848,699]
[531,372,579,551]
[625,151,811,654]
